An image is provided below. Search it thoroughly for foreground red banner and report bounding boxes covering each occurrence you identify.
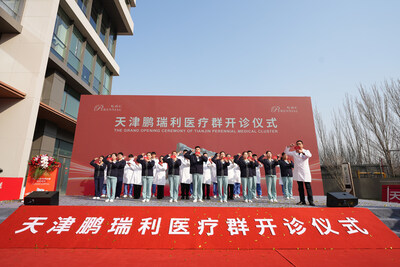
[67,95,322,196]
[1,206,399,250]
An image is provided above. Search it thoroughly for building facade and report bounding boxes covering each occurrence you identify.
[0,0,135,198]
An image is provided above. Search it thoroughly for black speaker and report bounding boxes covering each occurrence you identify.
[24,191,59,206]
[327,192,358,207]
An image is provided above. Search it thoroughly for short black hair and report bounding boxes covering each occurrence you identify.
[296,140,303,144]
[195,146,201,149]
[281,152,286,156]
[253,154,257,157]
[265,151,271,154]
[183,149,188,153]
[118,152,124,156]
[203,152,208,156]
[112,153,117,157]
[247,150,252,153]
[100,155,105,158]
[151,152,156,155]
[128,154,134,157]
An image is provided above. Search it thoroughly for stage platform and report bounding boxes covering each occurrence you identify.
[1,196,399,266]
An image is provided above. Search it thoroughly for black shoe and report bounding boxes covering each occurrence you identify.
[206,197,210,200]
[309,202,316,206]
[185,196,189,200]
[296,201,306,205]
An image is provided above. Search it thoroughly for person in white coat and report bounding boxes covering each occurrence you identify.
[284,140,315,206]
[232,159,241,199]
[227,155,236,200]
[151,152,158,198]
[123,154,136,198]
[179,150,192,200]
[210,158,218,198]
[132,161,142,199]
[155,156,168,199]
[202,154,212,200]
[254,155,263,198]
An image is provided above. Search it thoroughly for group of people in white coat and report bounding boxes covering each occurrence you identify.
[89,140,315,206]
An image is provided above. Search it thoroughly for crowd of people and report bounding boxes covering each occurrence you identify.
[89,140,315,206]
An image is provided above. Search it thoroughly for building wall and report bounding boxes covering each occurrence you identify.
[0,1,61,197]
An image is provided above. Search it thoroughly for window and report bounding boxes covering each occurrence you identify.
[0,0,23,19]
[90,0,100,31]
[82,44,94,85]
[54,139,73,158]
[102,68,111,95]
[51,9,69,60]
[76,0,88,15]
[100,13,108,44]
[67,28,83,74]
[107,28,116,55]
[93,58,104,94]
[61,86,80,119]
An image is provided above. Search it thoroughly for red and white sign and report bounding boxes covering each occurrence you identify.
[0,177,23,201]
[382,185,400,203]
[24,167,59,197]
[67,95,322,196]
[0,206,399,249]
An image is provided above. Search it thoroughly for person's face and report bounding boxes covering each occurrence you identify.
[111,154,117,160]
[118,154,123,160]
[248,152,252,157]
[172,151,177,156]
[266,152,272,158]
[227,154,232,160]
[160,156,164,161]
[282,154,288,160]
[128,156,134,161]
[203,153,208,158]
[151,154,156,159]
[220,152,226,158]
[296,142,303,149]
[195,147,201,153]
[243,152,248,159]
[99,156,104,161]
[147,153,151,158]
[253,155,257,160]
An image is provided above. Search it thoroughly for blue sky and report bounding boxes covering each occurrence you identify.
[113,0,400,126]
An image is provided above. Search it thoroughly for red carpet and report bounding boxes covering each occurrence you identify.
[0,206,399,266]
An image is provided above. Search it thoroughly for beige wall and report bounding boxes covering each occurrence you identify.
[0,0,60,197]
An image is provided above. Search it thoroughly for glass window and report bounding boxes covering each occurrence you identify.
[76,0,88,15]
[99,12,108,43]
[107,28,116,55]
[51,9,69,60]
[90,0,100,31]
[54,139,73,158]
[102,68,111,95]
[67,28,83,74]
[82,44,94,85]
[93,58,103,94]
[0,0,22,19]
[61,86,80,119]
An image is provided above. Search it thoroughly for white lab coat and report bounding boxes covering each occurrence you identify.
[227,162,236,184]
[152,158,159,184]
[123,159,137,184]
[203,159,212,185]
[210,161,217,183]
[284,147,312,182]
[155,162,168,185]
[256,165,262,184]
[179,155,192,184]
[103,167,108,184]
[132,163,142,185]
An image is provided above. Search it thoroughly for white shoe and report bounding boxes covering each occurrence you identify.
[245,199,248,203]
[142,199,146,202]
[193,199,197,203]
[249,200,253,203]
[169,199,173,203]
[223,200,227,203]
[101,194,106,198]
[286,197,290,200]
[92,197,97,200]
[105,199,110,202]
[213,195,217,198]
[274,199,278,203]
[146,199,150,202]
[290,197,295,200]
[174,199,178,202]
[199,199,203,202]
[220,200,223,203]
[270,199,274,203]
[116,197,120,199]
[123,195,127,198]
[129,195,133,198]
[110,199,114,202]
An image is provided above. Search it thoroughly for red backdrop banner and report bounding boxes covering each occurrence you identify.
[1,206,399,249]
[67,95,322,196]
